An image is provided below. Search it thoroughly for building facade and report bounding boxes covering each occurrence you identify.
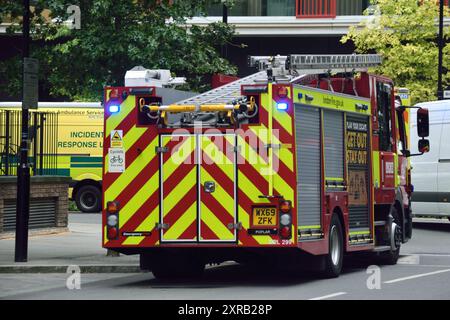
[188,0,372,75]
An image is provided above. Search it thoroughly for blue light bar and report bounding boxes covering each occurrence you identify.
[109,105,120,113]
[277,102,288,110]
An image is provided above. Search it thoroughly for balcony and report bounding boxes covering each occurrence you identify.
[206,0,370,17]
[193,0,372,36]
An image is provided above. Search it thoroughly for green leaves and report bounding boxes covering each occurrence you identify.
[0,0,237,100]
[342,0,450,104]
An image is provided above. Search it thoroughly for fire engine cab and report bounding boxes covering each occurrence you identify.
[101,54,430,279]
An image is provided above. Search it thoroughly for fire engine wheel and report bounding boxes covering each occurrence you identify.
[75,185,101,213]
[378,207,401,265]
[151,257,205,280]
[322,215,344,278]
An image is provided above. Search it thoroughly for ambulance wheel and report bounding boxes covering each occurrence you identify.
[151,257,205,280]
[322,214,344,278]
[75,185,101,213]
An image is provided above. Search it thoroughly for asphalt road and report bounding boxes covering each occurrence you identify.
[1,214,450,300]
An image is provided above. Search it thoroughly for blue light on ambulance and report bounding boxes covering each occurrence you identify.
[109,105,120,113]
[277,102,288,110]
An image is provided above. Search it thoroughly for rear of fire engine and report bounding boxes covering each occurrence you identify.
[102,55,430,279]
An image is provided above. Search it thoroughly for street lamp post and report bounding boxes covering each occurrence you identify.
[438,0,444,100]
[15,0,31,262]
[221,2,228,59]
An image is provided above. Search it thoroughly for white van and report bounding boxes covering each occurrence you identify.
[410,100,450,219]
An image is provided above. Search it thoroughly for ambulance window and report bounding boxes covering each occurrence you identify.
[377,82,393,152]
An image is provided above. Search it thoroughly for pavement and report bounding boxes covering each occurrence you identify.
[0,212,139,273]
[1,214,450,299]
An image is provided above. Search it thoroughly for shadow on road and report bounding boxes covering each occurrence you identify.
[116,257,373,289]
[413,221,450,232]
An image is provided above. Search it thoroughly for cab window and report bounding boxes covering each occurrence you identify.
[377,82,394,152]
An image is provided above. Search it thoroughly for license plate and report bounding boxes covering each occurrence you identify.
[252,206,277,227]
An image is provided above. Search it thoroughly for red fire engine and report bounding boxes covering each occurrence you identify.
[101,54,429,279]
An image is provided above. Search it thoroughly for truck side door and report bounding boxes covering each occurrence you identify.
[376,81,396,190]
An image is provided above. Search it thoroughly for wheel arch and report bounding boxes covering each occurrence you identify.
[394,188,407,242]
[331,206,346,251]
[72,179,102,200]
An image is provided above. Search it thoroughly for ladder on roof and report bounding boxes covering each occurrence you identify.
[176,71,267,106]
[288,54,382,73]
[249,54,382,74]
[175,54,382,106]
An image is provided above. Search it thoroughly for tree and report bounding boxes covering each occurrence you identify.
[341,0,450,104]
[0,0,238,101]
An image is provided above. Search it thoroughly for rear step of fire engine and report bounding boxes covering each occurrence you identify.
[372,246,391,252]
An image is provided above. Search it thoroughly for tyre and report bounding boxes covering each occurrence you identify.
[75,184,101,213]
[378,207,401,265]
[151,255,205,280]
[322,214,344,278]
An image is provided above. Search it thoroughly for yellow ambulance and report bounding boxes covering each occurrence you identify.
[0,102,104,212]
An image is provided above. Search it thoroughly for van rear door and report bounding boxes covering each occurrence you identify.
[438,110,450,216]
[411,106,443,216]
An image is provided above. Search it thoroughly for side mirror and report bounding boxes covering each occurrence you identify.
[418,139,430,154]
[417,108,429,137]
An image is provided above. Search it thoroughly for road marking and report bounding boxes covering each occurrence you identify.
[384,268,450,284]
[415,253,450,257]
[398,254,420,265]
[309,292,347,300]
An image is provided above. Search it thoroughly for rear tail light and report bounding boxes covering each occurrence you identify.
[107,201,119,214]
[279,200,292,240]
[280,201,291,213]
[106,201,120,240]
[107,227,118,239]
[280,214,291,226]
[280,226,291,239]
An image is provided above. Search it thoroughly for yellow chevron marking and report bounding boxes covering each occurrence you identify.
[238,170,270,203]
[200,169,234,218]
[162,136,196,180]
[122,207,159,245]
[119,171,159,228]
[200,137,234,167]
[201,138,234,179]
[200,203,234,240]
[103,126,148,176]
[123,126,148,151]
[237,135,269,181]
[104,135,158,208]
[274,178,295,203]
[258,124,294,172]
[163,167,196,216]
[163,202,197,240]
[105,96,135,139]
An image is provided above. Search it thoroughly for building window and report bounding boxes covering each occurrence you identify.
[206,0,297,16]
[205,0,369,17]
